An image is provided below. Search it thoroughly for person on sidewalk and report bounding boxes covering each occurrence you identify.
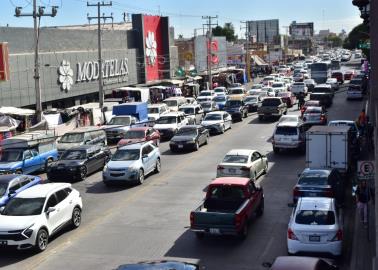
[355,180,374,226]
[357,109,367,136]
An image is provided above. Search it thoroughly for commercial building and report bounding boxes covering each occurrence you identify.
[248,19,280,45]
[0,14,177,109]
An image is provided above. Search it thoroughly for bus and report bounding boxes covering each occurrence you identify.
[310,62,331,84]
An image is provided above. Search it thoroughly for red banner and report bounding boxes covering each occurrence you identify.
[0,43,10,81]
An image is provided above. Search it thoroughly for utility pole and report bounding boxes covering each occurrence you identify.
[87,1,113,111]
[202,15,218,90]
[241,21,251,82]
[193,27,204,37]
[15,2,58,122]
[282,26,290,65]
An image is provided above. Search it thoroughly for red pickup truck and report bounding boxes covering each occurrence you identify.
[190,177,264,239]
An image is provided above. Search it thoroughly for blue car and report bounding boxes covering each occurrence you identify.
[0,175,42,206]
[213,95,228,110]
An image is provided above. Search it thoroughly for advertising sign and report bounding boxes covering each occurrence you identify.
[0,43,10,81]
[195,36,227,72]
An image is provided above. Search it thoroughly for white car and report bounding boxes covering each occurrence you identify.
[291,82,308,96]
[271,82,287,96]
[326,78,339,91]
[148,103,170,122]
[278,115,303,124]
[153,112,189,140]
[250,84,264,91]
[213,87,228,96]
[196,96,213,103]
[287,197,342,256]
[216,149,268,180]
[262,87,276,97]
[198,90,215,97]
[0,183,82,251]
[201,111,232,134]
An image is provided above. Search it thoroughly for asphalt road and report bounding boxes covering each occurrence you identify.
[0,84,365,270]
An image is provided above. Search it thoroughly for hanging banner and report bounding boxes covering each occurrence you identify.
[0,43,10,81]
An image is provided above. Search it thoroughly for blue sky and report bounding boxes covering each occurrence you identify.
[1,0,362,37]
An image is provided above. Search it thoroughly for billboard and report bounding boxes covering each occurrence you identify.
[0,43,10,81]
[194,36,227,72]
[290,22,314,39]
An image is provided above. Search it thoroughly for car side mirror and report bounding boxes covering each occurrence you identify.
[46,207,56,214]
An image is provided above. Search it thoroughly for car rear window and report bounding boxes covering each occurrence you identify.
[223,155,248,163]
[312,87,331,93]
[295,210,335,225]
[275,126,298,136]
[298,176,329,186]
[262,99,280,106]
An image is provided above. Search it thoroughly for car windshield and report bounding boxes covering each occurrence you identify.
[298,175,329,185]
[124,130,145,139]
[148,108,159,114]
[213,96,226,102]
[0,150,23,162]
[305,108,322,113]
[179,107,195,114]
[60,133,84,143]
[225,100,241,107]
[0,183,8,197]
[156,116,177,124]
[176,128,197,136]
[272,83,284,88]
[208,186,245,200]
[262,99,280,106]
[108,117,131,126]
[251,84,263,89]
[276,126,298,135]
[229,89,243,94]
[204,114,222,121]
[295,210,335,225]
[244,97,257,102]
[60,150,87,160]
[222,155,248,164]
[202,103,212,108]
[3,198,45,216]
[163,100,178,107]
[304,79,314,84]
[200,92,211,96]
[214,89,224,93]
[111,149,140,161]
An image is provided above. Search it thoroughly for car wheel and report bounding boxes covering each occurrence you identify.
[35,228,49,252]
[79,166,87,181]
[71,207,82,229]
[15,169,22,174]
[138,169,144,185]
[220,125,225,134]
[154,158,161,173]
[273,147,280,154]
[256,198,264,217]
[155,139,160,147]
[194,141,200,151]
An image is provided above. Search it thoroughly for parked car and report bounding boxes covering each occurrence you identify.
[169,125,209,152]
[213,95,229,110]
[216,149,268,180]
[47,145,111,182]
[190,177,264,239]
[224,98,248,122]
[153,112,189,140]
[287,197,342,257]
[262,256,338,270]
[302,106,328,126]
[277,91,296,108]
[258,97,287,121]
[244,95,262,112]
[293,168,345,206]
[201,111,232,134]
[201,101,218,114]
[117,127,160,148]
[179,104,204,125]
[0,183,82,252]
[0,175,42,206]
[147,103,170,122]
[347,84,363,100]
[102,142,161,186]
[331,71,344,84]
[272,121,308,154]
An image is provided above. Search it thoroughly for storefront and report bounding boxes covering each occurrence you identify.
[0,14,174,110]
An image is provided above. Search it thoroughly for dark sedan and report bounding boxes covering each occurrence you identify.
[47,145,111,182]
[244,95,262,112]
[292,168,345,206]
[169,125,209,152]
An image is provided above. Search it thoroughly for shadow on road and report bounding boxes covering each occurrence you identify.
[86,180,133,194]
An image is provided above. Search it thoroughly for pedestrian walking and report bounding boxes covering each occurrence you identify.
[356,180,374,226]
[357,109,367,136]
[297,92,305,110]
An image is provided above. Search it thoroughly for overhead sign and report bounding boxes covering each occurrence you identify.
[0,43,10,81]
[358,160,375,180]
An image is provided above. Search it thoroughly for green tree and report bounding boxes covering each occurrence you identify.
[325,35,343,47]
[212,23,237,42]
[343,23,370,59]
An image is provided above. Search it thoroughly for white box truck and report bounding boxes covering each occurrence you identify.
[306,125,352,173]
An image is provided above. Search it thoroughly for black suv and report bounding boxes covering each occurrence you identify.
[224,99,248,122]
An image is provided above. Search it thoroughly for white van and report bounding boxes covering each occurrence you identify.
[163,97,187,112]
[148,103,170,121]
[272,122,307,154]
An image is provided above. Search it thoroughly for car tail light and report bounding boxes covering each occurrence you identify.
[190,212,194,227]
[287,228,298,240]
[217,165,224,170]
[240,166,250,171]
[320,115,326,122]
[331,229,343,241]
[293,187,300,197]
[235,214,242,227]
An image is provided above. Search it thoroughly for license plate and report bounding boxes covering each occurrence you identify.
[209,228,220,234]
[309,235,320,242]
[308,192,317,197]
[178,145,183,148]
[0,241,7,245]
[229,168,236,173]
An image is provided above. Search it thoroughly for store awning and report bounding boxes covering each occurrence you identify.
[251,55,268,66]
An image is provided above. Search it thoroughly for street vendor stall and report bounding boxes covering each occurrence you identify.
[0,107,36,132]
